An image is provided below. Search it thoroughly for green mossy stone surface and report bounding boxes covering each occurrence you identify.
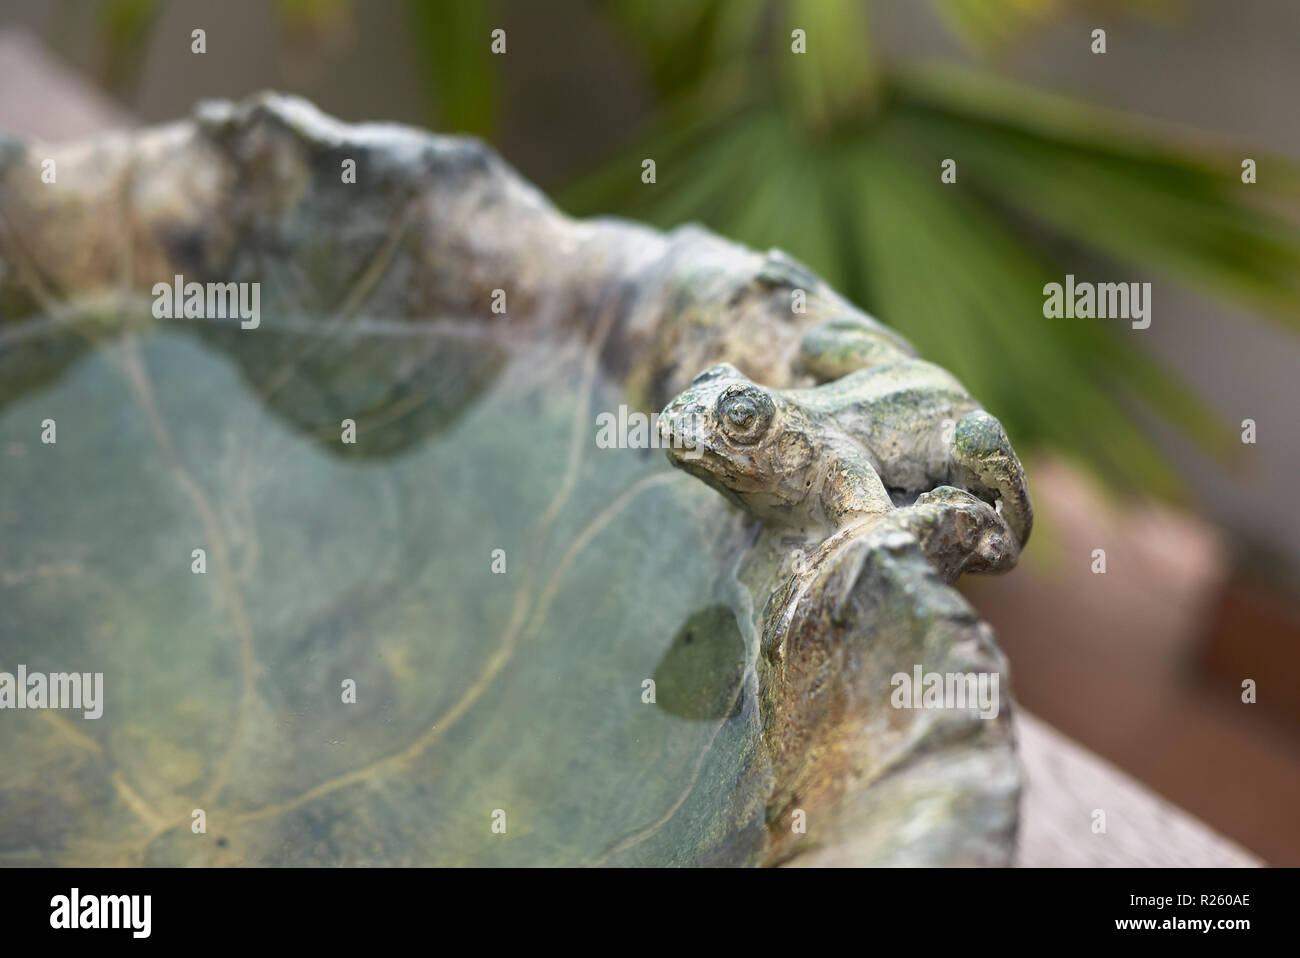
[0,320,770,866]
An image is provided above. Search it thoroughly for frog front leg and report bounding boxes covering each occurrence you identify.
[819,440,895,533]
[951,411,1033,548]
[799,316,915,383]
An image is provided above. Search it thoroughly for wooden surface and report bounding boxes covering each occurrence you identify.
[1016,710,1262,867]
[0,30,133,141]
[963,458,1298,865]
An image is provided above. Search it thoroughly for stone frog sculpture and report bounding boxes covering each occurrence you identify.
[658,317,1033,574]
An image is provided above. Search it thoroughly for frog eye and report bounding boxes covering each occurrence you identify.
[716,384,774,445]
[692,363,741,386]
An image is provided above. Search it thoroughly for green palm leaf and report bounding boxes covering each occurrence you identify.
[547,3,1292,497]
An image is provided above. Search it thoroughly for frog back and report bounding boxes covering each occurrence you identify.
[791,359,981,492]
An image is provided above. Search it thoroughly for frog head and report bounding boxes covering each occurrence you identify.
[659,363,857,534]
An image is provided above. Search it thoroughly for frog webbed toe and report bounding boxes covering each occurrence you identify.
[950,411,1034,549]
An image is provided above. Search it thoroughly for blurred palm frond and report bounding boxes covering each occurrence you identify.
[554,0,1300,497]
[405,0,499,137]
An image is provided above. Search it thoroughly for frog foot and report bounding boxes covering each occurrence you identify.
[951,411,1033,549]
[909,486,1019,577]
[798,316,915,383]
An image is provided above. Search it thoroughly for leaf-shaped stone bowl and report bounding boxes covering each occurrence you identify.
[0,94,1019,866]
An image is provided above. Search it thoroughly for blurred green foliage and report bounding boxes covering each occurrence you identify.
[404,0,498,138]
[92,0,163,95]
[552,0,1300,500]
